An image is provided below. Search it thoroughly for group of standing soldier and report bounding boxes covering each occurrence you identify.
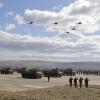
[69,77,89,88]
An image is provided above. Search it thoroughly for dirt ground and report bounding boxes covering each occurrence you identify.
[0,72,100,92]
[0,86,100,100]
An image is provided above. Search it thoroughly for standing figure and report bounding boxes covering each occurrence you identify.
[79,77,83,88]
[47,72,50,82]
[84,77,89,88]
[69,77,73,87]
[74,77,78,88]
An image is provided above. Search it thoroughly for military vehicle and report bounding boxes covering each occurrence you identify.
[62,68,75,76]
[43,68,63,78]
[21,68,44,79]
[0,67,14,74]
[15,67,26,73]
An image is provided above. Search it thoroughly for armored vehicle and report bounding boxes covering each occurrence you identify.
[63,68,75,76]
[43,68,63,78]
[0,68,14,74]
[21,68,44,79]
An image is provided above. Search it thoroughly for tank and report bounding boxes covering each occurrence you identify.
[43,68,63,78]
[63,68,75,76]
[0,68,14,74]
[21,68,44,79]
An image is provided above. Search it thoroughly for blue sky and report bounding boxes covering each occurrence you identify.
[0,0,100,61]
[0,0,75,37]
[3,0,74,11]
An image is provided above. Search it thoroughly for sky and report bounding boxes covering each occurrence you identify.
[0,0,100,62]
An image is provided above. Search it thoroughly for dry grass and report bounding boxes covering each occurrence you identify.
[0,85,100,100]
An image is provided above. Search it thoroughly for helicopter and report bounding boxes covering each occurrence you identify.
[53,22,58,25]
[29,21,34,24]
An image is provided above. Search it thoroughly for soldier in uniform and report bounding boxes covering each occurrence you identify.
[84,77,89,88]
[74,77,78,88]
[79,77,83,88]
[69,77,73,87]
[47,72,50,82]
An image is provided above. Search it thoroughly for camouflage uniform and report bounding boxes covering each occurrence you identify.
[85,77,89,88]
[74,77,78,88]
[79,77,83,88]
[69,77,73,87]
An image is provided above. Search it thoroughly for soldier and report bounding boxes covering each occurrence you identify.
[69,77,73,87]
[74,77,78,88]
[79,77,83,88]
[47,72,50,82]
[84,77,89,88]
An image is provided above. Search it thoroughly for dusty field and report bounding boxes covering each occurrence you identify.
[0,73,99,99]
[0,72,100,91]
[0,86,100,100]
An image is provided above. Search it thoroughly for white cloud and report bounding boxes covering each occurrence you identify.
[14,0,100,37]
[5,24,15,31]
[52,5,62,11]
[0,24,16,31]
[0,30,100,61]
[6,11,14,16]
[1,0,100,61]
[15,15,25,24]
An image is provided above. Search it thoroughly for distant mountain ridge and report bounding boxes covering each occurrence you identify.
[0,60,100,70]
